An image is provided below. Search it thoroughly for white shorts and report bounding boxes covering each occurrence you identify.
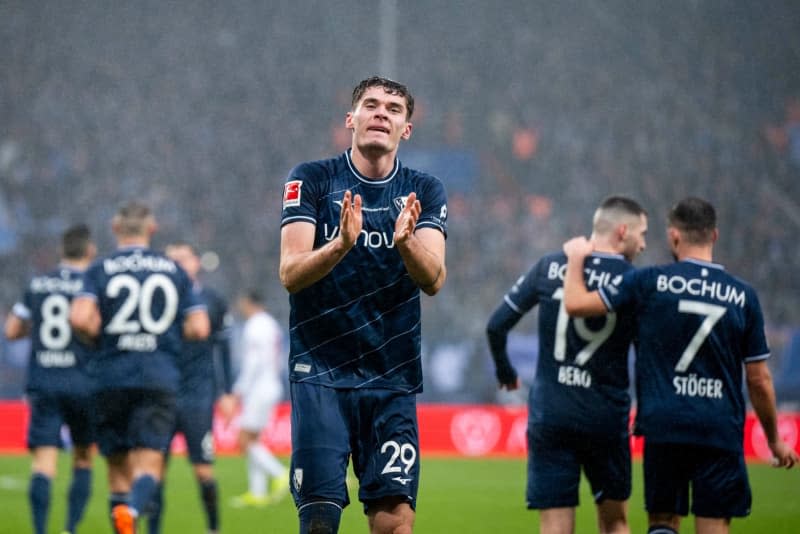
[239,381,283,432]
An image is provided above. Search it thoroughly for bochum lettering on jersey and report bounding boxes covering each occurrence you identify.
[103,250,178,275]
[655,274,746,307]
[547,261,623,288]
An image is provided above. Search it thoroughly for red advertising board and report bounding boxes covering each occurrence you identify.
[1,401,798,462]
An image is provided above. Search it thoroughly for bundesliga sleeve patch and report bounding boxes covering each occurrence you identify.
[283,180,303,208]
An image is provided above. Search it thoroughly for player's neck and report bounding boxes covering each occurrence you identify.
[60,258,92,270]
[589,234,620,257]
[676,245,713,263]
[116,236,150,249]
[350,145,396,179]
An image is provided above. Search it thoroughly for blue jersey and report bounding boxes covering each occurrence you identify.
[599,259,770,452]
[176,285,232,398]
[505,252,634,434]
[12,266,94,394]
[281,149,448,393]
[79,246,204,393]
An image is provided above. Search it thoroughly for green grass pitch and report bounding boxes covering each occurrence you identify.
[0,454,798,533]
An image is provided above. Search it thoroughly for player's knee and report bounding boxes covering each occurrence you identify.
[298,501,343,534]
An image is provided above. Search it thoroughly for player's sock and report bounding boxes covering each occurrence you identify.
[147,482,164,534]
[298,501,342,534]
[248,443,286,478]
[130,474,158,517]
[109,492,130,514]
[65,467,91,532]
[29,472,51,534]
[199,478,219,531]
[648,527,678,534]
[247,455,267,497]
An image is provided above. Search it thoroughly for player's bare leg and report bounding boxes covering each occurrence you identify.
[695,517,730,534]
[648,512,680,533]
[31,445,59,477]
[596,499,629,534]
[540,507,575,534]
[367,497,415,534]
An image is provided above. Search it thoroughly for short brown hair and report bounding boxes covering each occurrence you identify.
[62,224,92,260]
[351,76,415,119]
[113,201,153,237]
[668,197,717,244]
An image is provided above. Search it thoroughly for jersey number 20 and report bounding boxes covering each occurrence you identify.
[105,274,179,335]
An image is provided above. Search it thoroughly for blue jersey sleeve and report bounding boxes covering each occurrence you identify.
[743,288,770,363]
[281,162,323,227]
[13,287,33,321]
[414,175,448,237]
[504,262,541,315]
[598,267,644,313]
[78,263,101,301]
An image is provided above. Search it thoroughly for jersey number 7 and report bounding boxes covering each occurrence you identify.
[674,299,726,372]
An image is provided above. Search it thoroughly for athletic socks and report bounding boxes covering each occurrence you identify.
[129,474,158,518]
[247,454,267,497]
[298,501,343,534]
[147,482,164,534]
[29,473,51,534]
[199,478,219,531]
[648,527,678,534]
[65,467,91,533]
[248,443,286,478]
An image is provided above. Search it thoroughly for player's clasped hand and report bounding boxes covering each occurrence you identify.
[395,191,421,245]
[562,236,594,258]
[338,190,363,249]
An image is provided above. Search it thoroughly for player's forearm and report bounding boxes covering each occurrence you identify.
[3,315,30,340]
[183,310,210,341]
[395,234,446,296]
[562,255,591,316]
[279,237,351,293]
[747,365,780,444]
[69,299,101,339]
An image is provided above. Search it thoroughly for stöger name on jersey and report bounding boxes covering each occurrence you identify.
[547,261,617,288]
[103,252,177,275]
[656,275,745,308]
[674,374,724,399]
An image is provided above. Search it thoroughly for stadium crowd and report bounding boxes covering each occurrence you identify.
[2,0,800,400]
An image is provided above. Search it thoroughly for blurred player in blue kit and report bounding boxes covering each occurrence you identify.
[279,77,448,534]
[70,202,210,534]
[146,242,234,534]
[5,224,97,534]
[562,197,799,534]
[487,197,648,534]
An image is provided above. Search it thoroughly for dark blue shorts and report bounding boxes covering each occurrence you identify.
[644,441,752,518]
[289,382,419,512]
[27,391,95,449]
[174,394,215,464]
[93,388,176,457]
[527,423,631,509]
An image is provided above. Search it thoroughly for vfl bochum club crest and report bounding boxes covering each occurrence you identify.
[393,196,409,211]
[293,468,303,492]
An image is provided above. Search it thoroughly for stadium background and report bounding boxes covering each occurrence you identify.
[1,0,800,408]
